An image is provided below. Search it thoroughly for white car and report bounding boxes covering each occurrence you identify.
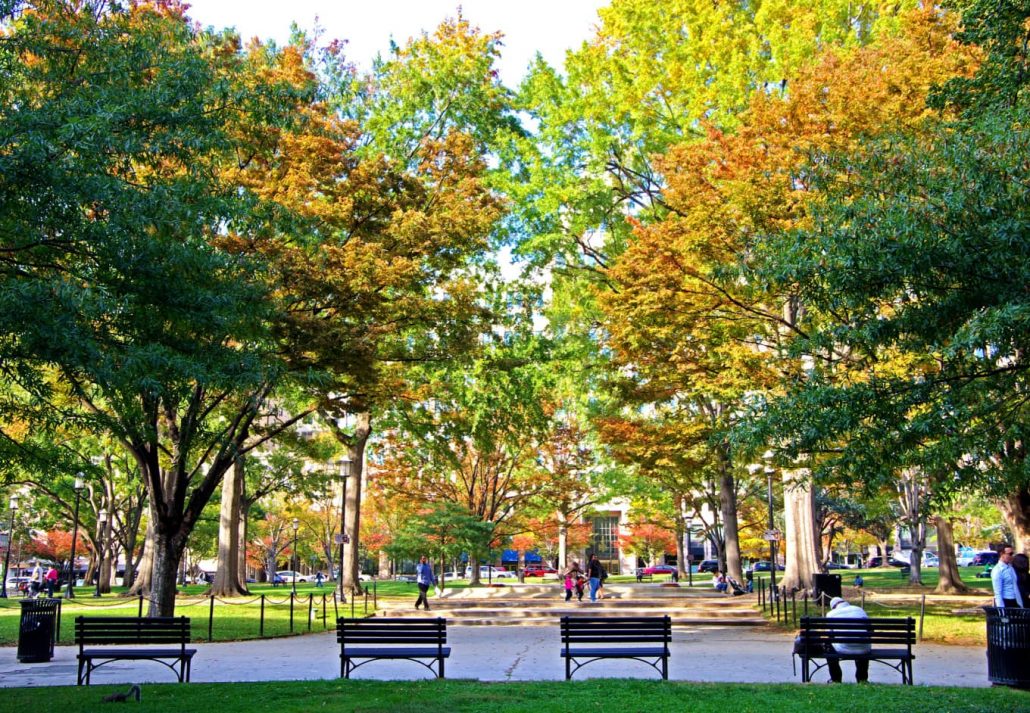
[275,570,311,583]
[464,565,517,580]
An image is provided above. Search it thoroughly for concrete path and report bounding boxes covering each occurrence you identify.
[0,624,989,688]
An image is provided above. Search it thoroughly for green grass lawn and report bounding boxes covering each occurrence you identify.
[0,584,375,646]
[5,679,1027,713]
[756,567,997,645]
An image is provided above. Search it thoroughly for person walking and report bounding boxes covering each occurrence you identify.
[28,561,43,599]
[414,555,436,611]
[44,565,58,598]
[826,596,871,683]
[992,544,1024,608]
[315,571,324,588]
[587,554,603,602]
[563,570,574,602]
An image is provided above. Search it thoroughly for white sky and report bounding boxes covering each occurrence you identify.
[185,0,608,86]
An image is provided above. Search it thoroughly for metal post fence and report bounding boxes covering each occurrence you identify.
[322,593,327,627]
[350,592,355,619]
[289,591,295,632]
[260,595,265,637]
[308,594,313,632]
[208,595,215,641]
[373,579,377,609]
[791,590,797,627]
[138,594,144,618]
[919,594,926,642]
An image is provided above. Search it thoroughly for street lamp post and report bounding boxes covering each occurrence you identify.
[763,450,778,600]
[291,517,300,595]
[1,495,19,598]
[336,458,352,601]
[66,476,85,598]
[685,519,694,587]
[93,509,107,598]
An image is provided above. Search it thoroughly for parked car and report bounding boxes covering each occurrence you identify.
[275,570,311,583]
[523,565,558,578]
[394,574,417,583]
[698,560,719,573]
[921,552,939,568]
[640,564,678,576]
[824,561,852,570]
[970,551,999,567]
[465,565,517,580]
[864,556,906,568]
[750,561,785,572]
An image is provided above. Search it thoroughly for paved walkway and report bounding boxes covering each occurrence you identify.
[0,624,989,688]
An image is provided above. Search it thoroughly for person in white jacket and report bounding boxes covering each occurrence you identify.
[826,596,871,683]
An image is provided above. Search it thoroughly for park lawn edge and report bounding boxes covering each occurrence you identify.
[6,679,1028,713]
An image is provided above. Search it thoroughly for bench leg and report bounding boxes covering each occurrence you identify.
[77,658,86,686]
[565,655,571,681]
[438,655,445,679]
[662,655,668,680]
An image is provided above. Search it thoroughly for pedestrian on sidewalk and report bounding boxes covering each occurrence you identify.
[563,570,574,601]
[44,565,58,598]
[991,544,1024,608]
[587,554,603,602]
[415,555,436,611]
[28,561,42,599]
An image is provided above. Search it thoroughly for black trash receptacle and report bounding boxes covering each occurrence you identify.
[17,598,61,663]
[984,606,1030,688]
[812,573,842,604]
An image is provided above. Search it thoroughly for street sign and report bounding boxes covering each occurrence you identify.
[334,533,351,545]
[762,529,782,542]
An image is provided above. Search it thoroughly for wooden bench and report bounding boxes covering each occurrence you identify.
[338,617,450,679]
[560,615,671,680]
[75,616,195,686]
[794,616,916,684]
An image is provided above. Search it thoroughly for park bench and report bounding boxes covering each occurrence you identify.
[794,616,916,684]
[338,616,450,679]
[560,615,671,680]
[75,616,195,686]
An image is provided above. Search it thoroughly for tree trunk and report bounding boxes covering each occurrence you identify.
[517,549,525,583]
[998,486,1030,554]
[934,515,971,594]
[780,468,820,592]
[674,507,686,581]
[557,511,568,572]
[342,412,372,595]
[469,555,481,586]
[126,520,154,597]
[377,550,390,578]
[212,458,247,596]
[877,539,890,566]
[148,527,185,617]
[237,499,251,586]
[717,448,743,582]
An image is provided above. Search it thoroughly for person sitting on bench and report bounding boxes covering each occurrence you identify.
[826,596,871,683]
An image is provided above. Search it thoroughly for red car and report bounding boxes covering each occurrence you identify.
[641,564,677,576]
[523,566,558,578]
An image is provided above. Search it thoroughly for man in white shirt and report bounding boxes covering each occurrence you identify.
[826,596,871,683]
[991,544,1024,608]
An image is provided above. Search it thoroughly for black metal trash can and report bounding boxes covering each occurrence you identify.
[984,606,1030,688]
[812,573,842,604]
[17,598,61,663]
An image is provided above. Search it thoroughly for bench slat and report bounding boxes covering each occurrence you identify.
[796,616,915,685]
[338,617,448,679]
